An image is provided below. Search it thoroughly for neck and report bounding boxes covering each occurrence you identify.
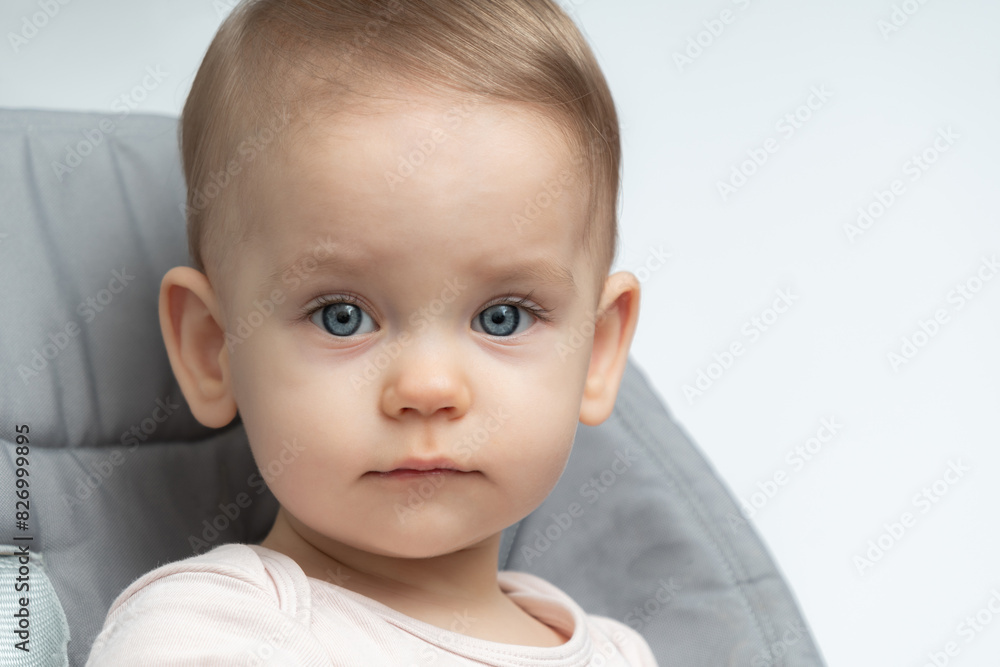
[259,507,507,612]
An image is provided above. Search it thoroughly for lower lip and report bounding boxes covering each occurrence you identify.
[371,469,471,480]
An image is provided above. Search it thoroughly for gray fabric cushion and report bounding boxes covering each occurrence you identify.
[0,108,825,666]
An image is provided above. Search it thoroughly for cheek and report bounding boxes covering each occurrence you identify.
[229,329,375,485]
[488,421,577,517]
[486,371,582,499]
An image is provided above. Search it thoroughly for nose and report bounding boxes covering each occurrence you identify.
[380,346,472,419]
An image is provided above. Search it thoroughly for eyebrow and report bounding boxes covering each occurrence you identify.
[260,248,577,297]
[485,260,577,294]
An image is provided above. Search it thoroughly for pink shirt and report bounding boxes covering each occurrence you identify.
[87,543,658,666]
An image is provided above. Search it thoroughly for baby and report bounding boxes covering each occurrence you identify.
[87,0,653,663]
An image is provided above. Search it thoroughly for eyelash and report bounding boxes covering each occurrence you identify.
[299,291,554,327]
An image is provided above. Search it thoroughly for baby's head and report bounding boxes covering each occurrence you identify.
[160,0,640,560]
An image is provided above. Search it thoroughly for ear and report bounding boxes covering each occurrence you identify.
[579,271,641,426]
[158,266,238,428]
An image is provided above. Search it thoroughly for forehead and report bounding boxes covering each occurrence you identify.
[243,93,590,291]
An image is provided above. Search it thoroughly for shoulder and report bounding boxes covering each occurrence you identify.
[499,571,658,666]
[585,615,659,666]
[88,544,318,665]
[107,543,309,616]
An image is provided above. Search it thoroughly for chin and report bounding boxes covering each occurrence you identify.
[355,537,457,560]
[360,523,498,560]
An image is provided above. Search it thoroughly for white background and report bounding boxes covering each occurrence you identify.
[3,0,999,664]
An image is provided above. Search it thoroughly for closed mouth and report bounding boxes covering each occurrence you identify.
[374,468,469,477]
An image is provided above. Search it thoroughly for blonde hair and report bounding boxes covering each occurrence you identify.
[181,0,621,300]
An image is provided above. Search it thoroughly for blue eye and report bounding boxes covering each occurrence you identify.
[306,294,549,338]
[473,303,536,337]
[309,299,377,337]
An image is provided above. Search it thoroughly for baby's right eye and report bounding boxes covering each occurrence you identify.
[308,297,377,337]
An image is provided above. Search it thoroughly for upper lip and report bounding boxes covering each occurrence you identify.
[379,456,471,473]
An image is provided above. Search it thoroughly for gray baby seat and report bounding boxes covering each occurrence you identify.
[0,108,825,666]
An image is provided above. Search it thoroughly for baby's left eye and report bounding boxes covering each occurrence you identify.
[472,303,536,337]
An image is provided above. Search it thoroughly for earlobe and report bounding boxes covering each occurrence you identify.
[158,266,238,428]
[579,271,641,426]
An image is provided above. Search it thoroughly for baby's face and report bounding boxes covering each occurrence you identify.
[221,91,601,558]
